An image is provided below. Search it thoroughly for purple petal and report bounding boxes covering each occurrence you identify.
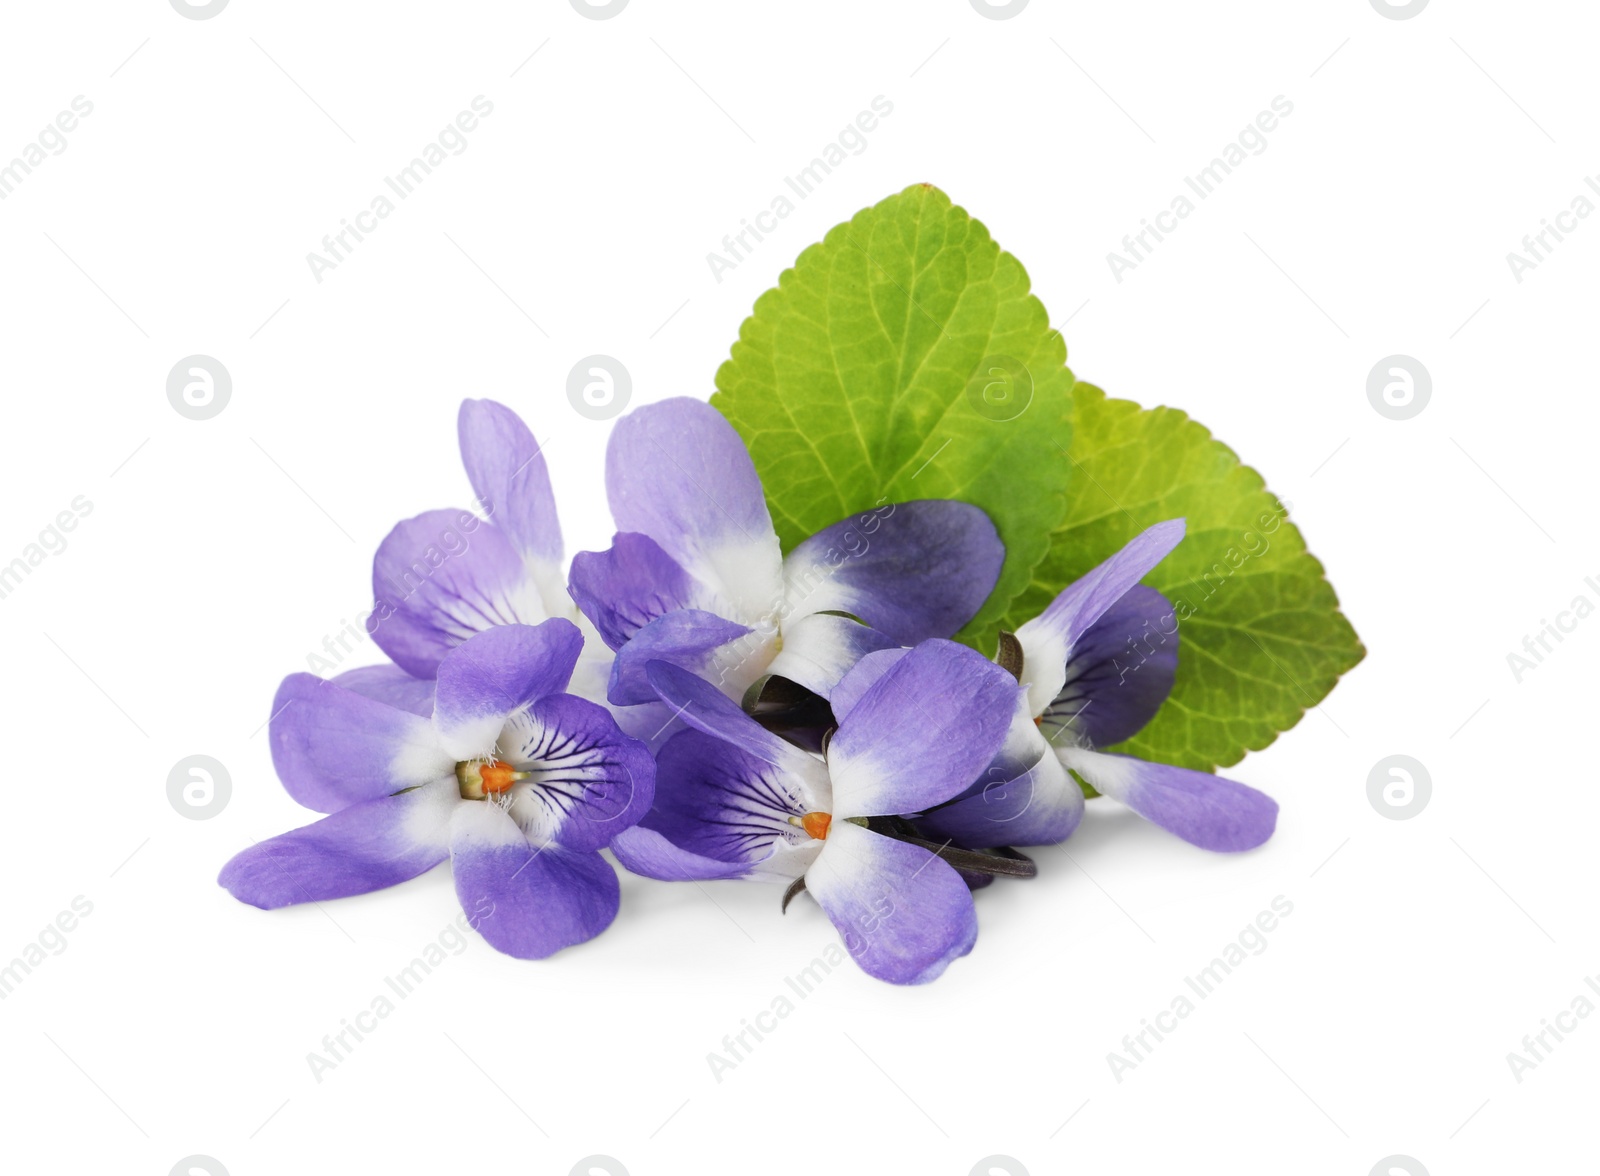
[804,820,977,985]
[638,729,819,874]
[643,660,829,789]
[458,398,562,566]
[499,693,655,853]
[914,707,1084,849]
[1057,747,1278,852]
[609,826,762,881]
[783,500,1004,645]
[370,508,548,678]
[608,610,753,707]
[606,398,782,622]
[449,803,620,959]
[828,639,1017,818]
[830,647,910,724]
[219,781,456,907]
[269,673,453,814]
[433,621,583,759]
[1015,519,1185,716]
[1043,585,1177,749]
[765,612,898,700]
[568,532,710,652]
[332,663,436,719]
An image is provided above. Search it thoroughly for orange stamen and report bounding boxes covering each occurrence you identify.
[801,811,832,840]
[478,760,518,794]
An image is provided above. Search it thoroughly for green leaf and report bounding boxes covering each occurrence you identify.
[1004,383,1365,772]
[712,183,1075,646]
[714,183,1361,772]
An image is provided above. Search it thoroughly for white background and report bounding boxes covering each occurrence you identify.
[0,2,1593,1174]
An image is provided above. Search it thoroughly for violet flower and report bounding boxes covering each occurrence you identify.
[904,519,1278,852]
[610,641,1017,984]
[567,397,1004,708]
[219,620,654,959]
[365,398,609,705]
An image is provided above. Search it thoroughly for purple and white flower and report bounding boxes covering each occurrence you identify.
[219,619,654,959]
[366,398,610,704]
[609,640,1017,984]
[905,519,1279,852]
[567,398,1005,708]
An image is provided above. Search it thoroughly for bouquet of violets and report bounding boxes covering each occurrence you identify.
[221,186,1363,985]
